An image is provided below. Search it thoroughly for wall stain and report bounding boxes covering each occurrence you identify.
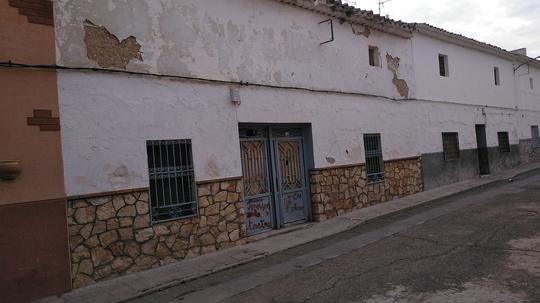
[350,23,371,38]
[386,53,409,98]
[83,20,143,69]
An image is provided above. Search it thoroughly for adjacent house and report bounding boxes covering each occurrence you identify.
[1,0,539,301]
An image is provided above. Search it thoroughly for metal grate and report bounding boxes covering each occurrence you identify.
[364,134,384,183]
[442,132,460,160]
[146,139,197,223]
[497,132,510,153]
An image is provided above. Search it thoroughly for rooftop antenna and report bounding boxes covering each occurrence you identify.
[378,0,392,15]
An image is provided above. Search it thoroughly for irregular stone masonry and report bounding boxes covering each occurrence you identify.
[310,157,423,221]
[67,179,246,288]
[519,139,540,163]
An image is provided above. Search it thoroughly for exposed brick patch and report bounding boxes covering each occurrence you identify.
[310,157,423,221]
[83,20,143,70]
[8,0,53,26]
[386,53,409,98]
[27,109,60,131]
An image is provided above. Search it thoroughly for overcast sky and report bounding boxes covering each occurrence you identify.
[344,0,540,58]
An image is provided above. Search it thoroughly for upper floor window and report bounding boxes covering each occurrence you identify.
[494,67,500,86]
[439,54,449,77]
[368,46,380,67]
[530,78,534,90]
[364,134,384,183]
[147,139,197,223]
[497,132,510,153]
[442,132,460,160]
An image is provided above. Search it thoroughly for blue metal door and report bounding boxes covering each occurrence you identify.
[240,129,274,235]
[240,126,309,235]
[273,138,308,225]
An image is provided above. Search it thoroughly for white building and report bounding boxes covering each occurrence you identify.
[52,0,540,288]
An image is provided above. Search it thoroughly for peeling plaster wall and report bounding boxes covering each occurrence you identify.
[55,0,540,196]
[54,0,415,99]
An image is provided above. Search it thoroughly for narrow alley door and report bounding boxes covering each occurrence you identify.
[475,124,490,175]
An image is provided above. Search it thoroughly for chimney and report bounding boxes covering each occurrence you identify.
[511,48,527,56]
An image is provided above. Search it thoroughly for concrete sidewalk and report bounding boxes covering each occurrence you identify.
[38,161,540,303]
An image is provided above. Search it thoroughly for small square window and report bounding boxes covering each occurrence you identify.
[364,134,384,183]
[530,78,534,90]
[147,139,198,223]
[442,132,459,160]
[494,67,500,86]
[497,132,510,153]
[439,54,449,77]
[368,46,380,67]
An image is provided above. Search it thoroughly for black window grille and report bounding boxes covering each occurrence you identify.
[532,126,539,138]
[146,139,197,223]
[364,134,384,183]
[497,132,510,153]
[442,132,460,160]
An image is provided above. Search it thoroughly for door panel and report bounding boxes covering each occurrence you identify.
[274,139,307,224]
[475,124,490,175]
[240,139,273,235]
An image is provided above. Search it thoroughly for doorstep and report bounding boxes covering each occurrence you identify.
[36,161,540,303]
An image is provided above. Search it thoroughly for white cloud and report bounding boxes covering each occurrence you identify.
[344,0,540,57]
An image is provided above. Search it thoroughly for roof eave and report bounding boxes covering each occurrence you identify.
[276,0,413,39]
[414,24,540,69]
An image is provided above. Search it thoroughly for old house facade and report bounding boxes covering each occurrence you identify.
[1,0,539,301]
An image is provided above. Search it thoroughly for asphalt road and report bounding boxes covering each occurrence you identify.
[130,170,540,303]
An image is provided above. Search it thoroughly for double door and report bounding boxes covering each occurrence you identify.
[240,127,309,235]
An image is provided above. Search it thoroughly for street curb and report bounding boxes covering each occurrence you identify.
[42,163,540,303]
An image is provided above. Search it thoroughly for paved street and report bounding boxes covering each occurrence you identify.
[130,170,540,303]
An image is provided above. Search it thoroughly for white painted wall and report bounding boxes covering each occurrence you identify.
[516,65,540,112]
[58,70,537,196]
[412,34,521,109]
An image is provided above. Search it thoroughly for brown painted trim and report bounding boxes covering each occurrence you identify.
[27,109,60,131]
[309,156,421,173]
[67,187,148,201]
[196,176,243,185]
[8,0,54,26]
[0,197,66,207]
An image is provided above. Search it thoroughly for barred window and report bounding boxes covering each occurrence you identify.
[442,132,460,160]
[532,126,539,139]
[146,139,197,223]
[497,132,510,153]
[364,134,384,183]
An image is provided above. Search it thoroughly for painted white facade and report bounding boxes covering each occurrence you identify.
[55,0,540,196]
